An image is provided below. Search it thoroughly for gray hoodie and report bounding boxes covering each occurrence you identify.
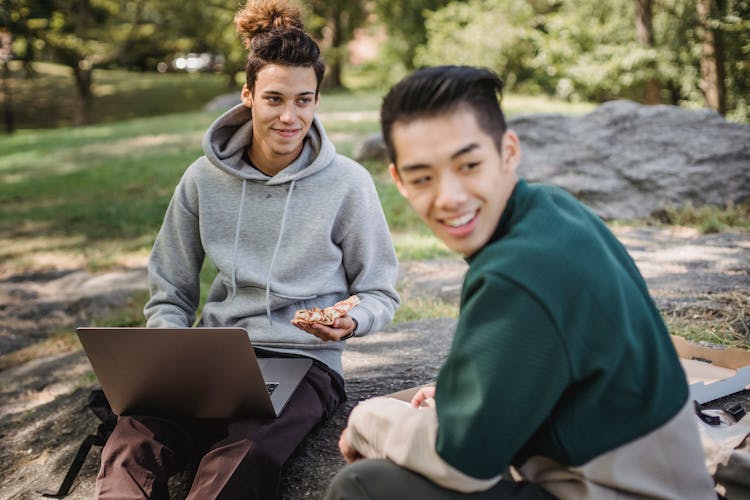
[144,104,400,375]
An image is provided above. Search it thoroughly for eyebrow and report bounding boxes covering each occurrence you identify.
[262,90,316,97]
[399,142,481,172]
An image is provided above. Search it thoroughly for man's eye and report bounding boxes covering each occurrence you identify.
[267,96,281,103]
[410,176,431,186]
[298,98,312,105]
[460,162,480,171]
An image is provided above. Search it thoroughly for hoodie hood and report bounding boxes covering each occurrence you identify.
[202,103,336,185]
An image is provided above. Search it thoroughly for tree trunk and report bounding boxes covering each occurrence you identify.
[22,35,37,79]
[634,0,661,104]
[73,64,94,126]
[697,0,727,115]
[324,12,344,90]
[71,0,94,126]
[2,60,14,134]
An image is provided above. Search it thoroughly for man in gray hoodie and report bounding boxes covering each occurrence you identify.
[94,2,399,499]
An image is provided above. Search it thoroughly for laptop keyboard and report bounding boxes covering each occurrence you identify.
[266,383,279,395]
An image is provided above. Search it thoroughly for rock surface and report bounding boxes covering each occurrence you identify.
[0,269,148,354]
[0,225,748,499]
[204,93,241,113]
[353,101,750,220]
[513,101,750,220]
[353,132,389,164]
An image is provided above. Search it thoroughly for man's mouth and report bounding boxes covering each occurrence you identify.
[274,128,300,138]
[442,211,477,228]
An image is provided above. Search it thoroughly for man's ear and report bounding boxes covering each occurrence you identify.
[241,84,253,108]
[388,163,408,198]
[501,130,522,173]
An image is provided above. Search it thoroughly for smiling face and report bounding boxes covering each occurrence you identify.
[241,64,319,176]
[389,107,521,257]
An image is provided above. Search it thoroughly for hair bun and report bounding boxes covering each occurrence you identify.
[235,0,304,49]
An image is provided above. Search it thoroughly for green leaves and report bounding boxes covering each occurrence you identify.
[411,0,748,119]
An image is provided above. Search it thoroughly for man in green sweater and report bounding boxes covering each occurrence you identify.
[323,66,715,499]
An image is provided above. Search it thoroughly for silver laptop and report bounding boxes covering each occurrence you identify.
[76,327,312,419]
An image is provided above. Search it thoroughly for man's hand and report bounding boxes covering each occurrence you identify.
[292,315,356,342]
[410,385,436,408]
[338,428,363,463]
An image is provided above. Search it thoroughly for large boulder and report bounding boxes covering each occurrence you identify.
[511,100,750,220]
[353,132,389,164]
[204,93,241,113]
[353,101,750,220]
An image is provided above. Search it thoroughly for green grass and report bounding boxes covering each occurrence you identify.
[648,202,750,234]
[503,94,596,116]
[391,232,454,262]
[393,296,459,324]
[319,90,383,114]
[662,292,750,349]
[4,61,231,130]
[0,111,218,273]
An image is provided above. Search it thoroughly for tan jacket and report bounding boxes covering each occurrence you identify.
[344,397,715,499]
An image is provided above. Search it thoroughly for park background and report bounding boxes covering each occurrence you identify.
[0,1,749,497]
[0,0,748,361]
[1,0,749,359]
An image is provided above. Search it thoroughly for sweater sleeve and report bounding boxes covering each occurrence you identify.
[434,273,572,479]
[337,175,400,336]
[345,397,503,493]
[143,174,205,327]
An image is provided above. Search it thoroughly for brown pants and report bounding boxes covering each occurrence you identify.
[96,364,343,499]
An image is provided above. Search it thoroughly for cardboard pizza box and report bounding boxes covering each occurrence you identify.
[672,335,750,404]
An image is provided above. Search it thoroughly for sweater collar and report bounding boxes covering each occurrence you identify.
[466,178,527,264]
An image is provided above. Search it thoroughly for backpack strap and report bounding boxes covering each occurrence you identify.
[37,389,117,498]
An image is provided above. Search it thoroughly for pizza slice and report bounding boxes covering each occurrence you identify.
[293,295,360,327]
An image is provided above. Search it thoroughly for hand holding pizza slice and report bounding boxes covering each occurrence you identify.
[291,295,360,342]
[292,295,360,327]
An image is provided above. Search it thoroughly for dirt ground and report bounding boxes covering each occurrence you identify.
[0,225,748,499]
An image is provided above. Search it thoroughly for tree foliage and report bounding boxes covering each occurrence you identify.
[306,0,368,89]
[145,0,246,87]
[374,0,457,71]
[416,0,748,119]
[5,0,248,125]
[4,0,748,125]
[18,0,159,125]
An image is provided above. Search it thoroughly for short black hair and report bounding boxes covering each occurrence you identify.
[380,66,507,164]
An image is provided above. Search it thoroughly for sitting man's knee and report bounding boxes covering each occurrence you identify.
[325,460,370,500]
[324,459,398,500]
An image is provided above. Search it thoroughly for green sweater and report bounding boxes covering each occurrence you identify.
[434,179,688,479]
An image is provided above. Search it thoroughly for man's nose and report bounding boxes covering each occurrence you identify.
[435,173,468,209]
[280,104,296,123]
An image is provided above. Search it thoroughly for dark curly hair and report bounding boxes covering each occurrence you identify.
[235,0,325,95]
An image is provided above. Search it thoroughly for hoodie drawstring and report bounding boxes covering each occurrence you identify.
[265,179,296,325]
[230,179,248,300]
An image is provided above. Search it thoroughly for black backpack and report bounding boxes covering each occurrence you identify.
[38,389,117,498]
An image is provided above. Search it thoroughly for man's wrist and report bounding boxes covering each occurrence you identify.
[341,318,358,340]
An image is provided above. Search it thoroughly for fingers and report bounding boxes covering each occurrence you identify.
[291,316,355,342]
[410,385,437,408]
[308,323,340,341]
[338,429,363,464]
